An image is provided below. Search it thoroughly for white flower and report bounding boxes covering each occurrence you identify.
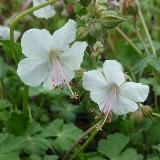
[33,0,56,19]
[17,19,87,94]
[83,60,149,120]
[0,25,20,41]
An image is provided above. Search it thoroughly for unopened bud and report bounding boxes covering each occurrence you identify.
[88,22,103,38]
[120,0,138,16]
[54,1,64,13]
[130,110,144,123]
[67,3,74,17]
[100,11,125,28]
[142,105,152,117]
[76,27,88,40]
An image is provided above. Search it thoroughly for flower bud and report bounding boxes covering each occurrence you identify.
[54,1,64,13]
[142,106,152,117]
[120,0,138,16]
[88,22,103,38]
[67,3,74,17]
[130,110,144,124]
[100,11,125,28]
[76,27,88,40]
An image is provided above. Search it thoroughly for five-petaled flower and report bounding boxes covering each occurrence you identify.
[83,60,149,128]
[33,0,56,19]
[17,19,87,95]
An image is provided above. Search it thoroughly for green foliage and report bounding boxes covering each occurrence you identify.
[98,133,141,160]
[0,0,160,160]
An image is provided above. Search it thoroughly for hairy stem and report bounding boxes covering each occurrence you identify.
[70,129,98,160]
[137,2,156,56]
[116,27,143,56]
[63,119,103,160]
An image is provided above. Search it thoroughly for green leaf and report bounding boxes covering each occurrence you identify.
[140,78,160,96]
[0,134,24,155]
[7,112,29,136]
[50,101,79,122]
[150,58,160,71]
[87,156,106,160]
[152,144,160,152]
[132,55,154,74]
[98,133,129,159]
[23,123,52,155]
[0,99,12,110]
[0,40,22,60]
[43,155,59,160]
[98,133,141,160]
[42,119,83,151]
[0,152,20,160]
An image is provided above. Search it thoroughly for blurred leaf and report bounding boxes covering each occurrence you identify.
[0,152,20,160]
[140,78,160,96]
[0,99,12,110]
[42,119,83,151]
[0,58,7,78]
[98,133,140,160]
[43,155,59,160]
[51,101,79,122]
[87,157,106,160]
[7,112,29,136]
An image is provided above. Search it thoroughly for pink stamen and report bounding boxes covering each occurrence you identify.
[51,58,69,88]
[97,86,117,130]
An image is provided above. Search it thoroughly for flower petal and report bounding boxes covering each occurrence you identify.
[113,95,138,115]
[103,60,125,86]
[0,25,20,41]
[43,65,75,90]
[82,70,107,92]
[21,29,52,59]
[17,58,49,87]
[121,82,149,102]
[60,41,87,70]
[52,19,77,50]
[90,88,110,111]
[33,0,56,19]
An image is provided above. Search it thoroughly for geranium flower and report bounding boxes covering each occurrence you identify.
[83,60,149,128]
[17,19,87,96]
[0,25,20,41]
[33,0,56,19]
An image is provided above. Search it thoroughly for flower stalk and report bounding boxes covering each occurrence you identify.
[63,119,103,160]
[137,2,156,56]
[116,27,143,56]
[70,129,98,160]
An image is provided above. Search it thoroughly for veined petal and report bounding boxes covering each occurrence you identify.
[33,0,56,19]
[17,58,49,87]
[121,82,149,102]
[113,95,138,115]
[103,60,125,86]
[82,70,107,92]
[21,29,52,59]
[60,41,87,70]
[52,19,77,50]
[90,88,110,112]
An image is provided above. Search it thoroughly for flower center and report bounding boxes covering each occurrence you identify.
[97,83,118,130]
[48,50,77,99]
